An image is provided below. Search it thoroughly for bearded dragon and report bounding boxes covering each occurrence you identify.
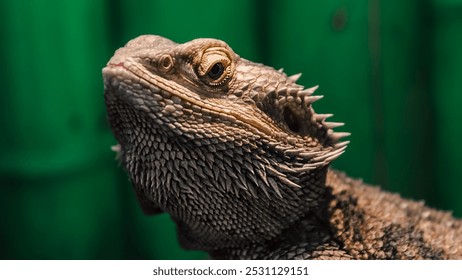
[103,35,462,259]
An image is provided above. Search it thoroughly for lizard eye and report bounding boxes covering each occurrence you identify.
[197,48,232,86]
[207,62,224,80]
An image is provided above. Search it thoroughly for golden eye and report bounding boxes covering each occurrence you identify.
[198,49,232,86]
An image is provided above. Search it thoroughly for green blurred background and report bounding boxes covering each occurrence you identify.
[1,0,461,259]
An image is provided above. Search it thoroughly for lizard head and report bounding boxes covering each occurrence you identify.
[103,35,349,251]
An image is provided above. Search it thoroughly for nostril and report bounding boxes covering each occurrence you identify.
[160,54,174,72]
[283,106,301,133]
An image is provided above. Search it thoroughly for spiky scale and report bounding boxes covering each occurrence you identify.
[334,141,350,148]
[330,132,351,141]
[323,122,345,129]
[278,176,301,189]
[288,73,302,82]
[298,85,319,96]
[304,95,324,104]
[267,177,282,198]
[314,113,333,121]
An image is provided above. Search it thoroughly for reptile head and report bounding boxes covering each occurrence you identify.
[103,35,349,251]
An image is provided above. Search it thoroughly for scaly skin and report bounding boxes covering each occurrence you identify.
[103,35,462,259]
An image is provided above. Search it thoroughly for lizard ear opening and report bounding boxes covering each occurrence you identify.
[283,106,301,133]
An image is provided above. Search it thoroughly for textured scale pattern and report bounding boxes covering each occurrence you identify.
[103,35,462,259]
